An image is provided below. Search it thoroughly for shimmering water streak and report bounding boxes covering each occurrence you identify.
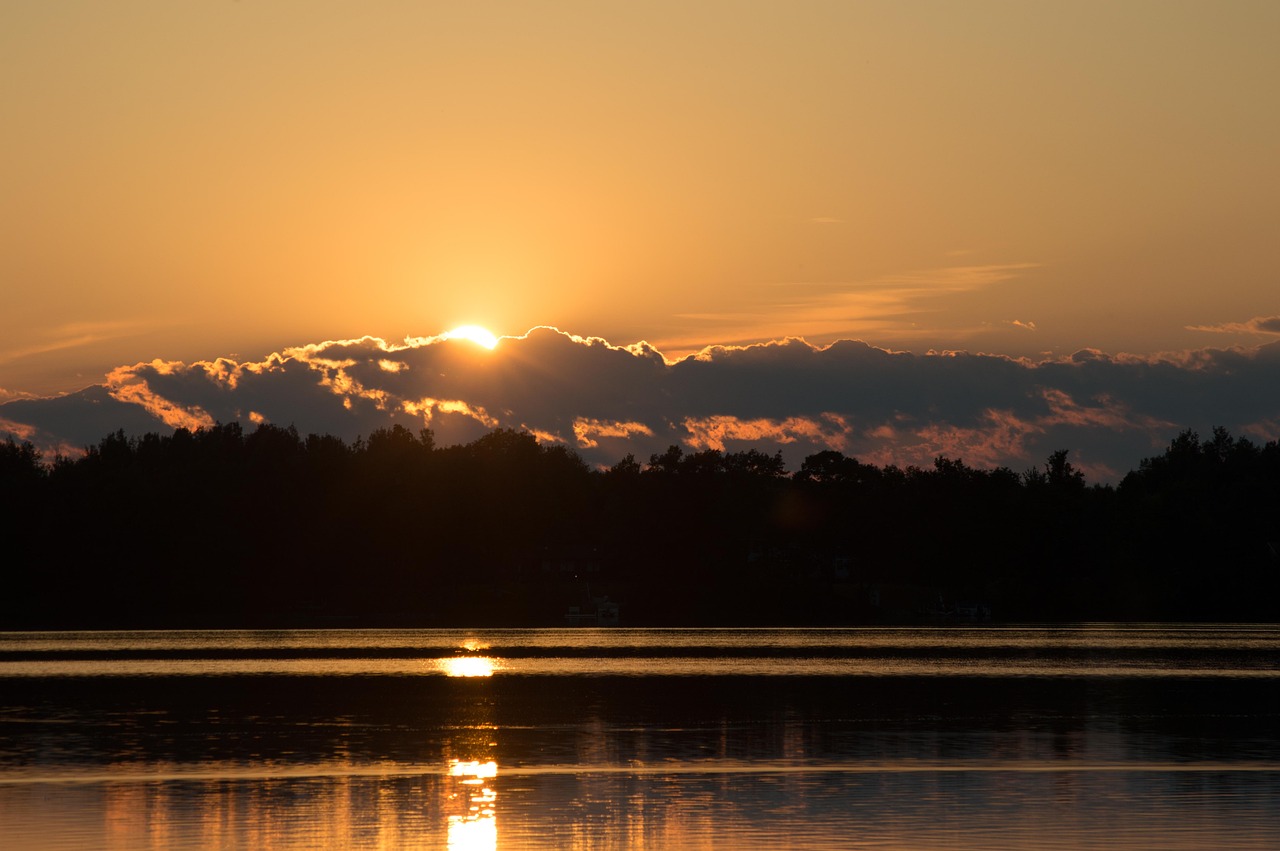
[1,655,1277,678]
[2,624,1278,678]
[3,761,1280,786]
[3,624,1277,653]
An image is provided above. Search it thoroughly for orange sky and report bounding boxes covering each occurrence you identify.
[3,1,1278,397]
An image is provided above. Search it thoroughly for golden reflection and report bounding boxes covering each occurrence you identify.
[447,758,498,851]
[450,760,498,779]
[439,656,498,677]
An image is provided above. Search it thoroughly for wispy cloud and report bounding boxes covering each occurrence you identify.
[657,262,1040,355]
[0,321,148,364]
[1188,315,1280,336]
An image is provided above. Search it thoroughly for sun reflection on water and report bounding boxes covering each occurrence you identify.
[439,657,498,677]
[451,760,498,779]
[447,759,498,850]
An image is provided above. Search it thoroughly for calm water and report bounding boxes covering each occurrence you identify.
[1,626,1278,849]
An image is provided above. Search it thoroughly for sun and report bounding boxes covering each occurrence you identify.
[443,325,499,349]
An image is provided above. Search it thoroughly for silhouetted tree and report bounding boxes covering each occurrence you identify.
[6,421,1279,628]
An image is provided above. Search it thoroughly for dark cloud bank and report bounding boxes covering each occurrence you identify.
[4,327,1279,482]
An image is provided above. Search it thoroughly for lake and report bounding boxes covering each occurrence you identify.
[2,626,1278,849]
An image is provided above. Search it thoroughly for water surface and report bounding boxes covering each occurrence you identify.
[2,626,1278,849]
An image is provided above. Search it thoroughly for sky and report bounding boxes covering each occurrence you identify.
[3,2,1279,479]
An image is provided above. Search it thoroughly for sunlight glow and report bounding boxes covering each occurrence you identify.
[444,325,499,349]
[440,656,497,677]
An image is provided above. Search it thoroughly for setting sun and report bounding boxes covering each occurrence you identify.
[444,325,499,350]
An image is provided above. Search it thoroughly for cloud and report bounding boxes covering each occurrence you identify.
[0,417,37,440]
[1009,319,1037,331]
[106,360,217,432]
[573,418,654,449]
[681,414,851,453]
[0,321,148,365]
[654,262,1040,356]
[0,385,171,457]
[3,327,1280,481]
[1187,315,1280,336]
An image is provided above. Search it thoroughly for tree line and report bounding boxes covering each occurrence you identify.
[2,423,1277,627]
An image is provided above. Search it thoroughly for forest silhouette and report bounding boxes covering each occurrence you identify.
[2,423,1278,628]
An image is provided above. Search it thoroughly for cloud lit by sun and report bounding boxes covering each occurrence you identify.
[444,326,500,350]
